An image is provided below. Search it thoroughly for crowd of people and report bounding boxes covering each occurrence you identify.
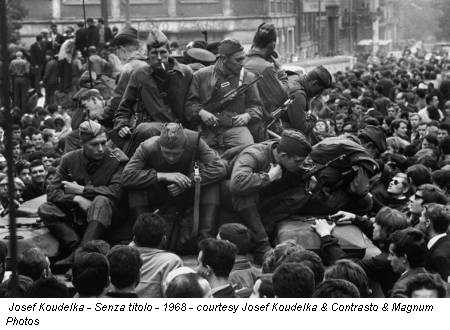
[0,18,450,299]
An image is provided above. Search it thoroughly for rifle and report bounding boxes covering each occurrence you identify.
[266,97,295,130]
[203,74,262,114]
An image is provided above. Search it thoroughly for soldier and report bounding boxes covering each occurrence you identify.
[244,23,289,141]
[121,123,227,248]
[185,39,263,152]
[285,66,333,137]
[229,129,312,263]
[39,120,128,267]
[114,29,192,155]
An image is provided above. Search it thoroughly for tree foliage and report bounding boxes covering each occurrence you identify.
[6,0,28,42]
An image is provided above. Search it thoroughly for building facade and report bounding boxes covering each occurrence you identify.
[18,0,297,60]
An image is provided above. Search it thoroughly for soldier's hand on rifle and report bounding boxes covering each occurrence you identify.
[118,126,132,138]
[159,172,192,189]
[199,109,219,127]
[232,113,251,127]
[332,210,356,225]
[268,163,282,182]
[73,196,92,212]
[311,219,335,237]
[167,183,186,197]
[62,181,84,195]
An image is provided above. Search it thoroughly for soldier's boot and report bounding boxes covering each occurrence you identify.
[52,223,80,268]
[198,204,219,241]
[80,221,107,246]
[238,207,272,265]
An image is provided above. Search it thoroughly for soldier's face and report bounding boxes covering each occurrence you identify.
[31,165,47,184]
[280,153,306,174]
[148,46,169,69]
[81,97,105,121]
[224,50,245,74]
[83,133,107,161]
[161,146,184,165]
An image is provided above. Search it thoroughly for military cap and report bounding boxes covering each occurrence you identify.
[186,47,216,64]
[218,39,244,57]
[79,120,105,144]
[146,29,169,49]
[253,22,277,48]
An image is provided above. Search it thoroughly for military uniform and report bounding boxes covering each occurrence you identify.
[39,147,128,256]
[122,128,227,243]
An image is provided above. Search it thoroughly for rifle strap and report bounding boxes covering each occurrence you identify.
[192,133,202,237]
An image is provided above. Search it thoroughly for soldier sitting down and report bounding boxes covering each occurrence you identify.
[39,120,128,267]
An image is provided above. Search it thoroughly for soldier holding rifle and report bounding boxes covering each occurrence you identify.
[185,39,263,152]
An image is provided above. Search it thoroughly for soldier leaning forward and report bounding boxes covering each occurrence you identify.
[39,121,129,267]
[121,123,227,252]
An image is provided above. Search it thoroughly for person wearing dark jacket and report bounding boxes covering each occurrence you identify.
[421,203,450,281]
[22,160,47,202]
[75,22,87,54]
[121,123,227,243]
[42,51,58,106]
[38,120,128,267]
[29,35,46,93]
[115,29,192,156]
[244,23,289,141]
[312,206,409,296]
[86,18,99,48]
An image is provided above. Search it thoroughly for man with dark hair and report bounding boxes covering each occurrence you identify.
[217,223,260,297]
[97,18,113,49]
[312,279,360,298]
[31,132,44,151]
[27,277,69,298]
[324,259,371,297]
[437,122,450,141]
[405,273,447,298]
[164,273,211,298]
[408,184,447,226]
[39,120,128,267]
[230,129,312,262]
[131,212,182,298]
[122,123,226,244]
[106,245,142,298]
[388,228,429,297]
[250,274,274,298]
[439,136,450,167]
[273,262,315,298]
[72,252,109,297]
[43,50,58,106]
[22,159,47,201]
[17,247,51,281]
[420,203,450,281]
[186,38,262,151]
[30,34,45,93]
[284,249,325,286]
[391,119,410,143]
[198,238,238,298]
[115,29,192,155]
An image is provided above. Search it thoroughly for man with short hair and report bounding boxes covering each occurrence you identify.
[115,29,192,155]
[405,273,447,298]
[217,223,260,297]
[386,173,410,211]
[388,228,429,297]
[421,203,450,281]
[186,38,262,151]
[106,245,142,298]
[31,132,44,151]
[72,252,110,298]
[198,238,238,298]
[391,119,410,144]
[130,212,182,298]
[39,120,128,267]
[17,247,51,281]
[273,262,315,298]
[22,159,47,201]
[9,51,30,111]
[122,123,227,243]
[229,129,312,262]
